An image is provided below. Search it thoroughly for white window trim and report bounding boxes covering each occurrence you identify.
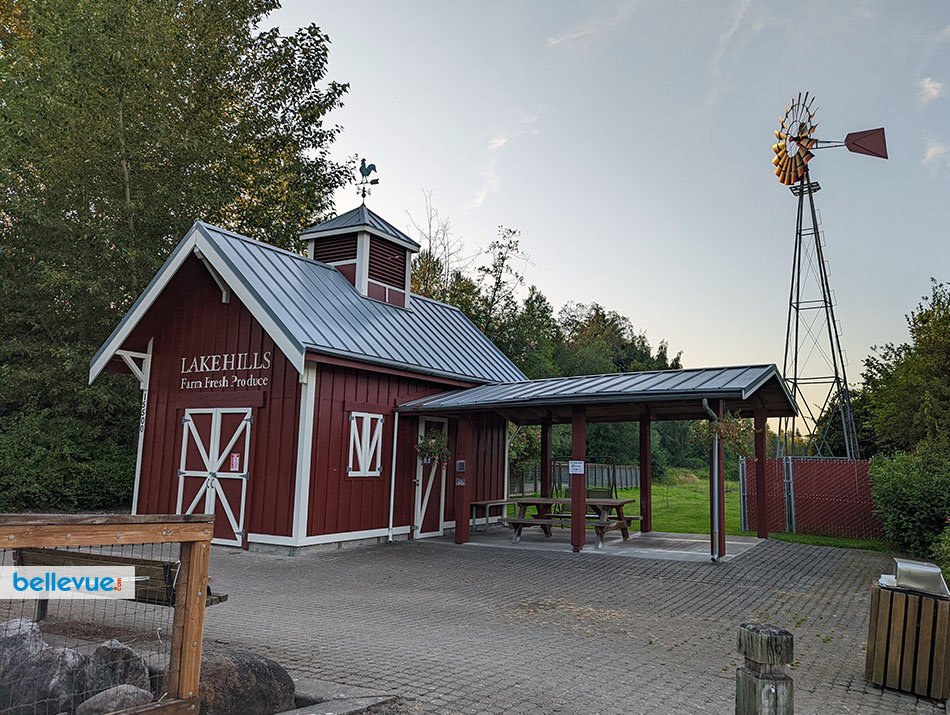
[348,411,385,477]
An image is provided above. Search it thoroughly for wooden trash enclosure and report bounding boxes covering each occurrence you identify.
[0,513,215,713]
[866,583,950,700]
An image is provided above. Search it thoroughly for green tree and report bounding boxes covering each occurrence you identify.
[0,0,350,508]
[861,279,950,454]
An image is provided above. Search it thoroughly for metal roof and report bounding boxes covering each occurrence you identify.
[90,221,525,385]
[397,365,797,423]
[299,204,421,252]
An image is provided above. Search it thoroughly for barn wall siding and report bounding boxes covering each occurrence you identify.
[130,257,301,539]
[306,364,450,536]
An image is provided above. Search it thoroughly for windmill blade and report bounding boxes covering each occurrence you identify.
[844,128,888,159]
[773,141,786,154]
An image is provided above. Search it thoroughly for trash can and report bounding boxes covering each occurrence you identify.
[866,558,950,700]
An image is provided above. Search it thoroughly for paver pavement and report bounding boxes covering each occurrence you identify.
[203,537,945,714]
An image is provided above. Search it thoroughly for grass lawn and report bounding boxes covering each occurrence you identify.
[510,473,896,553]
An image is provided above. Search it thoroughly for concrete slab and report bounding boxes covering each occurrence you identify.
[455,526,763,562]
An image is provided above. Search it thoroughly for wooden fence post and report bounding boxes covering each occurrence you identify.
[736,623,794,715]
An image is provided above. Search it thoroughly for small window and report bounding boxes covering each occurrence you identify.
[348,412,385,477]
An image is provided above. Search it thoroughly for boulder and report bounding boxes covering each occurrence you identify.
[75,684,153,715]
[147,661,165,696]
[198,649,295,715]
[84,639,150,695]
[0,645,87,715]
[0,619,46,672]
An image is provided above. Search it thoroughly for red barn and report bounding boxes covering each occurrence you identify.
[90,206,525,552]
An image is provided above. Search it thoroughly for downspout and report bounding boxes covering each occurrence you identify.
[387,410,400,543]
[702,398,721,563]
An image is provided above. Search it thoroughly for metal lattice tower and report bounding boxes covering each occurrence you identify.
[770,93,886,459]
[777,175,859,458]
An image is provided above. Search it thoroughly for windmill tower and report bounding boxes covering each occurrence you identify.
[771,93,887,459]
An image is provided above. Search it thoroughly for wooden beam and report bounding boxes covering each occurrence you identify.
[754,399,769,539]
[540,413,553,499]
[639,405,652,533]
[2,521,214,549]
[165,540,210,700]
[571,406,587,553]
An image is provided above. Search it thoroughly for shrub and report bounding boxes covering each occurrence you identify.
[933,522,950,581]
[0,410,135,512]
[870,442,950,556]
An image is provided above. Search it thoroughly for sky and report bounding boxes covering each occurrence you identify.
[265,1,949,396]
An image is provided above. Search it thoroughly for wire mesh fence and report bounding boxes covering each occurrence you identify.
[508,461,640,497]
[739,457,883,539]
[0,514,213,714]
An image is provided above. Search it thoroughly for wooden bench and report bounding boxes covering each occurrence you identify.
[14,547,228,621]
[503,515,643,548]
[469,499,513,532]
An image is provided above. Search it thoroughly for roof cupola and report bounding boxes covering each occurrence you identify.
[300,205,420,308]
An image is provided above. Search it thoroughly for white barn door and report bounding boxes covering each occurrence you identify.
[414,417,448,539]
[178,407,252,546]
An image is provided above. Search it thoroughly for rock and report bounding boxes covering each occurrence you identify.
[0,645,87,715]
[75,684,153,715]
[147,661,165,696]
[84,639,150,695]
[198,649,295,715]
[0,619,46,672]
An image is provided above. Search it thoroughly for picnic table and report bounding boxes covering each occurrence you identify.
[502,497,641,548]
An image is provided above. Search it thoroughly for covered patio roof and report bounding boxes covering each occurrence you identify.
[397,364,796,424]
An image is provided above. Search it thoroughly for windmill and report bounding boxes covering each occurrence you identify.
[771,92,887,459]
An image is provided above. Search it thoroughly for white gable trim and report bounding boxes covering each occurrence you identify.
[89,222,305,385]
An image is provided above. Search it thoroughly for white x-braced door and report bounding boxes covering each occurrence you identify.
[178,408,252,546]
[414,417,448,538]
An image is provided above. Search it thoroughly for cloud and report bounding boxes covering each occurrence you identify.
[548,1,636,46]
[711,0,752,75]
[917,77,944,104]
[486,113,540,151]
[471,159,498,208]
[923,141,950,167]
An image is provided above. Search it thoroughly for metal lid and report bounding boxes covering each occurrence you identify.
[880,558,950,599]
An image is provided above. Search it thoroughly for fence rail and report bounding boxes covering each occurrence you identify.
[0,513,214,714]
[509,461,640,496]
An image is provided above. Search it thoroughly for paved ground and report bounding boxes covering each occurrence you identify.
[464,527,762,562]
[203,536,946,714]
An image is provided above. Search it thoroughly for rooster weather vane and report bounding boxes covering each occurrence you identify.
[357,158,379,203]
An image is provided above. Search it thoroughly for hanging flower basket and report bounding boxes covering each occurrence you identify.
[416,431,451,465]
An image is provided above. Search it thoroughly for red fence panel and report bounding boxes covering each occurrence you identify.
[745,458,787,535]
[744,458,884,540]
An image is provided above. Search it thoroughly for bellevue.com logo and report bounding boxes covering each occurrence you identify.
[0,566,137,600]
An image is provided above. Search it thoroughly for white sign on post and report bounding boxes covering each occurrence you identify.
[568,460,585,475]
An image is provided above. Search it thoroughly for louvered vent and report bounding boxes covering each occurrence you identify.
[312,235,358,263]
[368,237,406,289]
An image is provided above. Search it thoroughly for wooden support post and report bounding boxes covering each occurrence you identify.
[571,406,587,553]
[735,623,794,715]
[165,539,211,701]
[454,417,473,545]
[717,399,726,558]
[754,400,768,539]
[540,413,553,499]
[639,405,652,533]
